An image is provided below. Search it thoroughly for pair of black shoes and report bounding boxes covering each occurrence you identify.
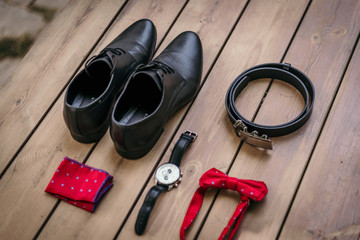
[63,19,202,159]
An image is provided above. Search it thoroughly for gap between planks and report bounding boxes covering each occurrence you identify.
[38,0,251,239]
[114,0,252,238]
[0,0,129,179]
[194,0,313,238]
[34,0,191,238]
[197,0,360,238]
[118,0,311,239]
[277,30,360,239]
[0,0,189,239]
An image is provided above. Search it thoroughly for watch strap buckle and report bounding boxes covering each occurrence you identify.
[184,130,198,141]
[233,120,273,150]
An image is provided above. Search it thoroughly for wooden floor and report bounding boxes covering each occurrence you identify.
[1,0,360,239]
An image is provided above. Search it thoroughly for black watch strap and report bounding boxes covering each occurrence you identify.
[135,185,167,235]
[169,130,197,166]
[135,130,197,235]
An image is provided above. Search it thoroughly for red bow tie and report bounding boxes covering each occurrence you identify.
[180,168,268,240]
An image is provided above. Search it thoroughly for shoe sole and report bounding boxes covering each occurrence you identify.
[69,123,109,143]
[114,128,164,159]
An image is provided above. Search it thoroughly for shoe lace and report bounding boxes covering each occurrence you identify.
[85,47,126,68]
[149,61,175,75]
[131,61,174,80]
[125,61,174,86]
[84,47,126,78]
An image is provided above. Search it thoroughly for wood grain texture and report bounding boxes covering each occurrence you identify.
[279,36,360,240]
[37,0,247,239]
[199,0,360,239]
[0,93,93,239]
[119,0,309,239]
[1,0,359,239]
[0,0,126,173]
[0,0,188,239]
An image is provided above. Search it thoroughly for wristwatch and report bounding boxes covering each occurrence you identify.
[135,130,197,235]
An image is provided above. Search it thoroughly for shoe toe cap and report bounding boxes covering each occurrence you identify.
[108,19,157,62]
[155,31,203,83]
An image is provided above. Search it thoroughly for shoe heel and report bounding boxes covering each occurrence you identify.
[69,125,108,143]
[114,128,164,159]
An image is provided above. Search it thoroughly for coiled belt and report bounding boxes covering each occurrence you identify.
[225,63,315,149]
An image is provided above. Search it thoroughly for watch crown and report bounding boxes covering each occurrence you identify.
[179,177,182,182]
[174,183,178,188]
[180,172,183,176]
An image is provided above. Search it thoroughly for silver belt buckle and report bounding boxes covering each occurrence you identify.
[233,120,272,150]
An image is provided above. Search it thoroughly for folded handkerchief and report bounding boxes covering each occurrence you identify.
[45,157,113,212]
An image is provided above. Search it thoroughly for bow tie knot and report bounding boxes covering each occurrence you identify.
[224,176,239,192]
[199,168,267,201]
[180,168,268,240]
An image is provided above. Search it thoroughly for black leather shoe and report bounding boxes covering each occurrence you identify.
[110,31,202,159]
[63,19,156,143]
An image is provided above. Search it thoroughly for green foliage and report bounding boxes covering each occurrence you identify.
[0,34,34,60]
[29,5,57,23]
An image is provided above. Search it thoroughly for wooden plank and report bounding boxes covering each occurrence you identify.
[0,0,126,173]
[37,0,248,239]
[279,40,360,240]
[0,97,93,239]
[199,0,360,239]
[118,0,310,239]
[0,0,187,238]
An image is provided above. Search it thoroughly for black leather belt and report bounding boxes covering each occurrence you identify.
[225,63,315,149]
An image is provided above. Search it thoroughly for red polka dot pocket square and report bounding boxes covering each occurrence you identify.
[45,157,113,212]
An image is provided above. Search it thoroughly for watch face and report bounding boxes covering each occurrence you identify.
[155,163,180,185]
